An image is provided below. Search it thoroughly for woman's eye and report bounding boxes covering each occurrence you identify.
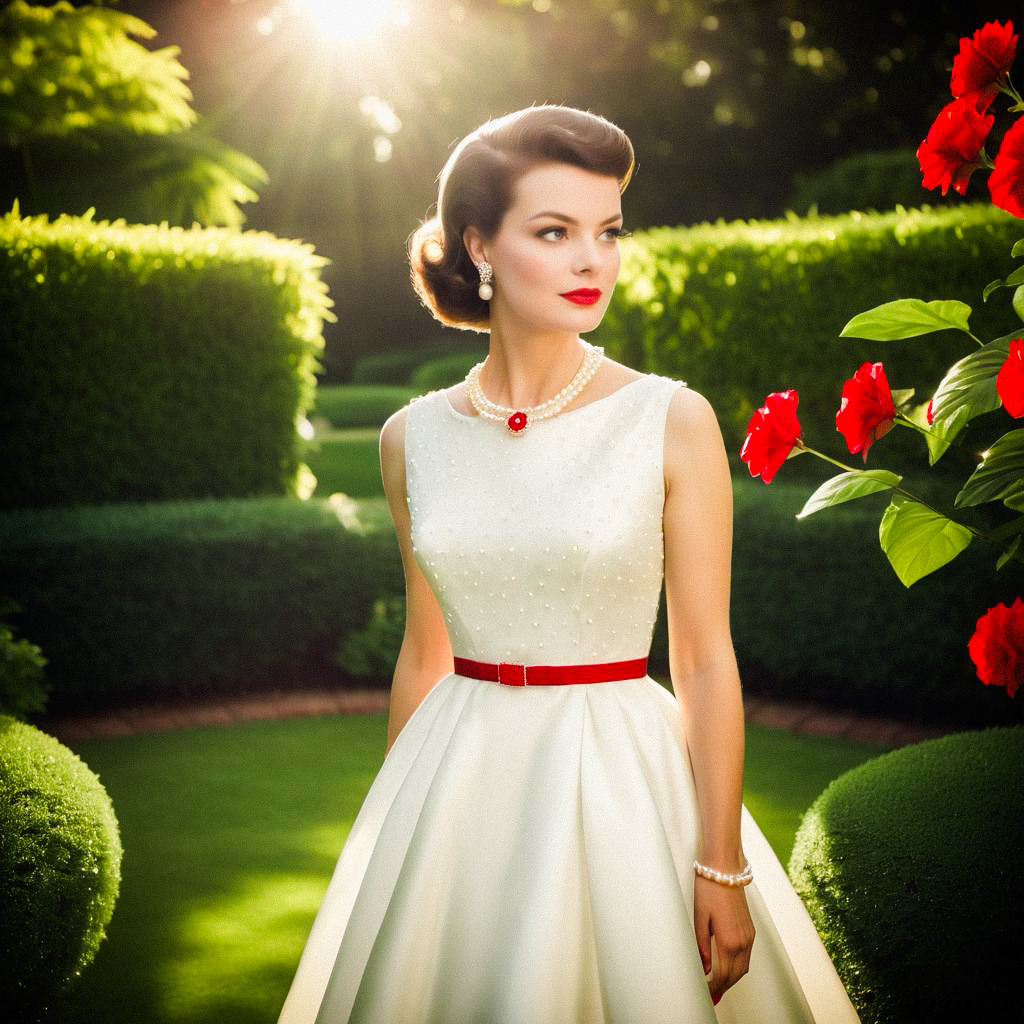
[537,226,633,240]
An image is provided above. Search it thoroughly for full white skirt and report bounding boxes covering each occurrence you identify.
[276,673,863,1024]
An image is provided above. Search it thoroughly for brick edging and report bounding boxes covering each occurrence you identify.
[32,682,961,749]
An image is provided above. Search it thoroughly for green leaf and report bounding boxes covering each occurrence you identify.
[928,403,971,464]
[879,495,973,588]
[890,387,916,408]
[955,428,1024,509]
[989,514,1024,543]
[796,470,902,519]
[904,398,971,465]
[1014,284,1024,325]
[839,299,972,340]
[984,264,1024,302]
[996,534,1022,571]
[1006,265,1024,288]
[928,330,1020,439]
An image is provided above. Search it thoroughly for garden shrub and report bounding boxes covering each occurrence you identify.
[0,715,123,1022]
[0,596,50,722]
[409,349,488,390]
[787,148,962,218]
[1,478,1018,727]
[348,340,481,386]
[0,496,403,717]
[788,723,1024,1023]
[0,206,334,511]
[335,595,406,680]
[310,383,421,430]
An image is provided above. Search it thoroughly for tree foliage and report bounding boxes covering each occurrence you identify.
[0,0,268,227]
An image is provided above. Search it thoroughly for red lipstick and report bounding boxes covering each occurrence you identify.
[560,288,602,306]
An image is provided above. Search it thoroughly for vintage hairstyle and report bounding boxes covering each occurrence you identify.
[407,103,636,331]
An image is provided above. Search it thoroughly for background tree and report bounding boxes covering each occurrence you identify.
[0,0,268,227]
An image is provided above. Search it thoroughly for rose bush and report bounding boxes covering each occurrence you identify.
[741,19,1024,701]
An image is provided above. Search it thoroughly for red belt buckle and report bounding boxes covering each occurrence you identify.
[497,662,526,686]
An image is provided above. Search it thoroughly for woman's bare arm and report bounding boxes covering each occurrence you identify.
[662,386,745,870]
[662,384,755,1002]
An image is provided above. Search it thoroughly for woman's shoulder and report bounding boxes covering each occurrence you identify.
[380,389,440,455]
[662,376,718,452]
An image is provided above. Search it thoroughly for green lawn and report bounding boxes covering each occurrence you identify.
[303,384,411,501]
[45,713,885,1024]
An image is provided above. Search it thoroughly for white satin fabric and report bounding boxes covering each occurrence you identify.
[276,374,863,1024]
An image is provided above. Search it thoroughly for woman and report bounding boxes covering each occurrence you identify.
[277,103,863,1024]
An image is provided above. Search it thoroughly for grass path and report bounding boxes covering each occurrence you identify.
[45,714,885,1024]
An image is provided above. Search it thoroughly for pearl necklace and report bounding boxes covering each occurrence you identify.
[465,342,606,435]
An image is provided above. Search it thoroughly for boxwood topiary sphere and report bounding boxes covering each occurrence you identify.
[789,724,1024,1023]
[0,714,123,1021]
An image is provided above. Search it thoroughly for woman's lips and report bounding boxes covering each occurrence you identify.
[560,289,601,305]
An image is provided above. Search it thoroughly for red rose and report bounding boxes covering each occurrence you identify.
[996,338,1024,417]
[836,362,897,463]
[506,411,528,432]
[917,96,995,197]
[950,19,1018,114]
[968,596,1024,698]
[740,390,803,485]
[989,116,1024,219]
[926,398,934,425]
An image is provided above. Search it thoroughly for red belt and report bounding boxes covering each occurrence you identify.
[453,655,648,687]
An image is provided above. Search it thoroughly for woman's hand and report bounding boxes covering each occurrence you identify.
[694,875,756,1006]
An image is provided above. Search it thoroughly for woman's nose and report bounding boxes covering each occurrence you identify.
[572,240,602,271]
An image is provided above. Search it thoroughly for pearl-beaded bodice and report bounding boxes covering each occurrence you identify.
[403,372,687,666]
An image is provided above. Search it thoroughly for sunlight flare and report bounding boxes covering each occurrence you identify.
[287,0,408,43]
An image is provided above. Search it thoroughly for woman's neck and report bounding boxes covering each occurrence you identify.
[477,334,590,408]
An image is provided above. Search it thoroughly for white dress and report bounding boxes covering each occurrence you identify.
[276,372,863,1024]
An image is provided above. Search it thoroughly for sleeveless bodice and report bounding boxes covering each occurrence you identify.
[403,372,687,666]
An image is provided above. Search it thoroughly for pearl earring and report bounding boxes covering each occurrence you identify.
[477,261,493,301]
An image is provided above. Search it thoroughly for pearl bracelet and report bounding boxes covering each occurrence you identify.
[693,857,753,887]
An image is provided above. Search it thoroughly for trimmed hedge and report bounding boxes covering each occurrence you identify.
[0,496,403,716]
[2,473,1019,728]
[348,340,484,386]
[596,202,1024,466]
[0,207,335,511]
[409,349,487,390]
[310,383,422,430]
[788,724,1024,1023]
[701,473,1024,729]
[0,714,123,1021]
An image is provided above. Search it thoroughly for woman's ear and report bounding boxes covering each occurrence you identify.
[463,225,485,265]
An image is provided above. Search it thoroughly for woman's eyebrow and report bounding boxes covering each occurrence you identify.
[527,211,623,224]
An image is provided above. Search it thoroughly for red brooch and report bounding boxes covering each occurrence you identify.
[506,411,528,433]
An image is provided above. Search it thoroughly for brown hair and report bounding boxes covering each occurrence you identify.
[407,103,636,331]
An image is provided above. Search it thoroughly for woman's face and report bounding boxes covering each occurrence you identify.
[468,162,625,332]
